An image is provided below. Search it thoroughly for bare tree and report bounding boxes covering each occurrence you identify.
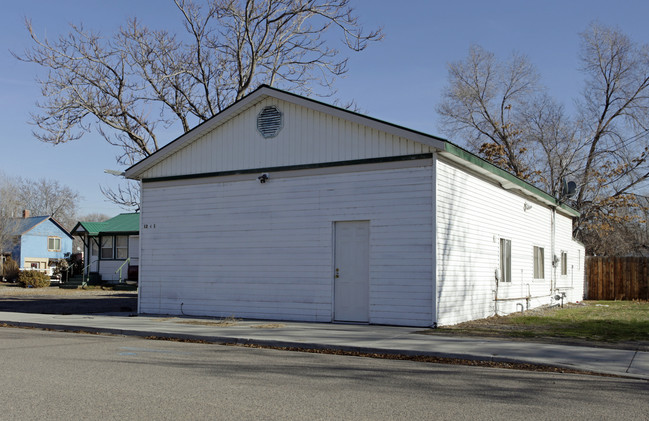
[437,45,540,180]
[437,23,649,255]
[571,23,649,250]
[0,177,81,230]
[78,213,111,222]
[0,175,22,276]
[15,0,382,196]
[521,94,583,197]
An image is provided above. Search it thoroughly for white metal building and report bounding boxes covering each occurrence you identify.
[125,85,584,327]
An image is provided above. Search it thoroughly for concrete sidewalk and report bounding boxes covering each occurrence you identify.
[1,311,647,380]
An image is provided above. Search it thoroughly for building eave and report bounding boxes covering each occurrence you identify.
[439,143,580,218]
[124,85,579,218]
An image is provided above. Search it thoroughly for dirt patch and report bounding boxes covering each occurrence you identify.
[0,283,133,296]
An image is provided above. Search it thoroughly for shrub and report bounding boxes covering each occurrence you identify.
[19,270,50,288]
[2,257,19,281]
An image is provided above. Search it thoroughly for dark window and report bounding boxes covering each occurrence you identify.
[500,239,511,283]
[561,252,568,276]
[115,236,128,259]
[101,237,114,259]
[533,246,545,279]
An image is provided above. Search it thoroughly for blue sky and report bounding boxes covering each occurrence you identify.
[1,0,648,217]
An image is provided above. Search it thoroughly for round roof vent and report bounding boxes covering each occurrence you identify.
[257,105,283,138]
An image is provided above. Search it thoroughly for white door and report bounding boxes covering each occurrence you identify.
[334,221,370,322]
[129,236,140,266]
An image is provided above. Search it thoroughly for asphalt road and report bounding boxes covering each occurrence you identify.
[1,328,647,420]
[0,292,137,314]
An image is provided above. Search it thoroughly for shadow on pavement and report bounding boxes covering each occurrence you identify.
[0,294,138,315]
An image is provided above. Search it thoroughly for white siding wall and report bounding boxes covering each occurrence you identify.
[140,97,433,179]
[139,163,434,326]
[435,158,582,326]
[97,260,127,282]
[555,216,585,303]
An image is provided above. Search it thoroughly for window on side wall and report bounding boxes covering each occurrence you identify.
[500,239,512,283]
[561,251,568,276]
[115,236,128,259]
[48,237,61,252]
[101,236,114,259]
[91,239,99,257]
[533,246,545,279]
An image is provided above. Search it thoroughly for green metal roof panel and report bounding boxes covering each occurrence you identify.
[75,221,105,236]
[73,213,139,236]
[103,213,140,233]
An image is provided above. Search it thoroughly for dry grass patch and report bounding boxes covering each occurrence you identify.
[176,316,240,327]
[250,323,285,329]
[429,301,649,348]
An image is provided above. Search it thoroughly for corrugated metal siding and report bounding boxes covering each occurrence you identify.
[140,98,434,179]
[138,164,434,326]
[435,158,581,326]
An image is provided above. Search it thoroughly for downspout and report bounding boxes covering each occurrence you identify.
[494,271,499,317]
[551,207,556,296]
[431,153,438,328]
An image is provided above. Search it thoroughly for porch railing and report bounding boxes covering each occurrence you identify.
[115,257,131,283]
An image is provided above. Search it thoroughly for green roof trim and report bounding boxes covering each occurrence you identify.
[72,213,140,236]
[442,143,580,218]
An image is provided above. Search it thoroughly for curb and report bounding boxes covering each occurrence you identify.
[3,320,647,381]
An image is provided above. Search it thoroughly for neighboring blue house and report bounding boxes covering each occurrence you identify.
[8,211,73,278]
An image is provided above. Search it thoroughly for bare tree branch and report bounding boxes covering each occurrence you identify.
[16,0,382,208]
[437,23,649,255]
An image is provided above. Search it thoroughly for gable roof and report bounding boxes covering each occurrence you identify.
[72,213,140,236]
[124,85,579,218]
[125,84,447,179]
[8,216,73,239]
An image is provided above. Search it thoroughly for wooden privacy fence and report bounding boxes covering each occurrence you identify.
[586,256,649,300]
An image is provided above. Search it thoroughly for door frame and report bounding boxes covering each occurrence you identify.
[332,220,370,323]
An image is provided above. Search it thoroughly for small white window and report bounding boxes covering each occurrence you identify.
[561,252,568,276]
[48,237,61,252]
[115,236,128,259]
[500,239,512,283]
[91,239,99,257]
[101,236,114,259]
[533,246,545,279]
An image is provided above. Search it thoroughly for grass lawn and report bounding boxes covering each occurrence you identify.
[435,301,649,345]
